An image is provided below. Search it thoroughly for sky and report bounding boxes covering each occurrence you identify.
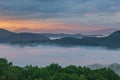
[0,0,120,33]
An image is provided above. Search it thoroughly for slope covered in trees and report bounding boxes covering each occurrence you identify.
[0,58,120,80]
[0,28,120,48]
[52,30,120,48]
[0,29,49,43]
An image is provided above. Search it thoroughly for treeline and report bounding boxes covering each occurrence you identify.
[0,58,120,80]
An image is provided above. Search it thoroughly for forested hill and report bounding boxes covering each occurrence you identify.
[0,29,49,43]
[52,30,120,48]
[0,28,120,48]
[0,58,120,80]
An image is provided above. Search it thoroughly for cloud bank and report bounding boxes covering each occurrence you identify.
[0,0,120,31]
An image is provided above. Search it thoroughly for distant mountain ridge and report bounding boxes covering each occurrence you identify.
[15,28,103,39]
[0,28,120,48]
[0,28,49,43]
[51,30,120,48]
[15,28,83,34]
[86,28,118,36]
[15,27,118,36]
[87,63,120,75]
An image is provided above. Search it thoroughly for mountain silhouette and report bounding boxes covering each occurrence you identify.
[0,28,120,48]
[51,30,120,48]
[0,28,49,43]
[87,28,117,36]
[107,30,120,39]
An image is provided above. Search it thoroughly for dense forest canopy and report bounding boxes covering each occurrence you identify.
[0,58,120,80]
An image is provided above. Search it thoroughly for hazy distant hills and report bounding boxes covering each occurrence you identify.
[86,28,118,36]
[15,28,102,39]
[41,33,105,40]
[87,63,120,75]
[41,33,98,40]
[51,30,120,48]
[0,28,120,48]
[15,28,83,34]
[14,28,118,40]
[0,29,49,43]
[15,27,118,36]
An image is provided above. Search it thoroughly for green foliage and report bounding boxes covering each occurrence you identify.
[0,58,120,80]
[79,74,86,80]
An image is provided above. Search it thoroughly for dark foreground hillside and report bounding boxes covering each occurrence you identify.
[0,58,120,80]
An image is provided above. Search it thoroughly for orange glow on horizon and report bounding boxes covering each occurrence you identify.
[0,19,64,30]
[0,19,104,32]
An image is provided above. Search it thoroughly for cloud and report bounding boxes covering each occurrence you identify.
[0,0,120,29]
[0,0,69,20]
